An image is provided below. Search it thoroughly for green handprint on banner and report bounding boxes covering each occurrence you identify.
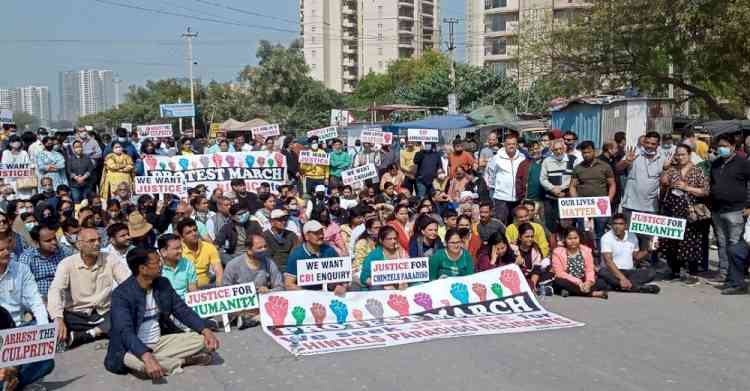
[491,282,504,299]
[292,306,306,326]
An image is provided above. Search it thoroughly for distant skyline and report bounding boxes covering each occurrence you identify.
[1,0,464,121]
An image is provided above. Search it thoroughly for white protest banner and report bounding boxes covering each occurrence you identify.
[134,175,187,197]
[558,196,611,219]
[371,257,429,286]
[160,103,195,118]
[137,124,173,138]
[0,163,34,179]
[0,323,57,368]
[121,123,133,133]
[408,128,439,143]
[142,151,287,194]
[296,257,352,287]
[185,283,259,318]
[298,150,330,166]
[260,265,584,356]
[307,126,339,142]
[250,124,280,139]
[0,110,12,125]
[342,163,378,186]
[629,212,686,240]
[360,129,386,145]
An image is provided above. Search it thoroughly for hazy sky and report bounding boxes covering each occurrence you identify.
[1,0,465,118]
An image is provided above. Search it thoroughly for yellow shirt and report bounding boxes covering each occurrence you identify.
[400,148,418,173]
[695,139,708,160]
[181,240,221,287]
[505,222,549,258]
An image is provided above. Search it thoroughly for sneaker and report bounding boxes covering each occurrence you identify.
[721,286,749,295]
[183,352,213,367]
[639,284,661,294]
[682,276,700,286]
[68,331,95,348]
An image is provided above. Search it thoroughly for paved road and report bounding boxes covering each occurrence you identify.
[43,281,749,391]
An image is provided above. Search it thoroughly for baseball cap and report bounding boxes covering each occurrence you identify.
[303,220,324,234]
[314,184,326,193]
[270,209,288,219]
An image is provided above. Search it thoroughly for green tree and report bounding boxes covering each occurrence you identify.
[12,111,40,131]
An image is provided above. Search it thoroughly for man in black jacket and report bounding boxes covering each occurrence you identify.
[105,248,219,379]
[413,143,441,199]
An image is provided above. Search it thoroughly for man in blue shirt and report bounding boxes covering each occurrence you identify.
[19,224,73,301]
[0,237,48,326]
[157,234,198,297]
[284,220,348,295]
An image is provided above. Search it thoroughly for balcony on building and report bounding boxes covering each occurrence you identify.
[398,36,415,48]
[343,72,357,81]
[342,18,356,29]
[484,0,518,14]
[342,5,356,15]
[342,58,357,68]
[343,45,357,55]
[398,8,414,20]
[398,20,414,34]
[484,16,518,37]
[342,84,354,93]
[342,31,357,41]
[399,0,414,7]
[484,38,517,60]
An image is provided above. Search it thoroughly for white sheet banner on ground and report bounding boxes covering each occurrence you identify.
[342,163,378,186]
[360,129,386,145]
[142,151,287,194]
[296,257,353,287]
[185,283,258,318]
[260,265,584,355]
[0,163,34,179]
[134,175,187,197]
[307,126,339,142]
[0,323,57,368]
[628,212,686,240]
[371,257,430,286]
[298,150,330,166]
[408,128,439,143]
[558,197,612,219]
[160,103,195,118]
[250,124,280,139]
[137,124,173,138]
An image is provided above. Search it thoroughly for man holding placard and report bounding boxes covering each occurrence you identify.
[569,141,616,251]
[284,220,350,296]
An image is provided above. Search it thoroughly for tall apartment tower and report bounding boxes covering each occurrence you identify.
[300,0,441,93]
[16,86,51,126]
[466,0,591,85]
[59,69,116,122]
[0,89,18,112]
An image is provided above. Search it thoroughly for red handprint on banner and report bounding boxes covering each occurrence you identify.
[472,283,488,302]
[310,303,327,327]
[264,296,289,326]
[352,309,364,321]
[500,269,522,295]
[387,294,410,316]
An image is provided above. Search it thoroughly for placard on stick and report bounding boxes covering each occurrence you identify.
[296,257,352,287]
[629,211,685,240]
[341,164,378,186]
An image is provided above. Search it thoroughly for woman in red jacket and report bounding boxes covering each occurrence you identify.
[386,204,410,252]
[551,226,608,299]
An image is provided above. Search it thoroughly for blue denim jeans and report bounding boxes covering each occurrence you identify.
[70,186,88,204]
[712,210,745,276]
[0,359,55,390]
[727,241,749,289]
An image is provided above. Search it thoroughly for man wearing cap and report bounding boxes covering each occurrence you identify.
[178,219,223,289]
[285,220,348,295]
[263,209,299,273]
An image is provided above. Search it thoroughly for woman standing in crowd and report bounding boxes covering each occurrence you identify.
[551,226,608,299]
[352,218,382,287]
[429,228,474,280]
[36,136,67,191]
[2,134,33,198]
[360,225,409,289]
[100,142,133,199]
[659,144,709,284]
[409,216,443,258]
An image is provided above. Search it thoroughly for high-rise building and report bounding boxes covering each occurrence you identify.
[0,88,18,112]
[59,69,116,122]
[300,0,441,93]
[466,0,591,86]
[16,86,51,126]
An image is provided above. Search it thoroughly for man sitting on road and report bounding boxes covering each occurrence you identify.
[105,248,220,380]
[19,223,73,303]
[0,237,48,327]
[285,220,348,296]
[101,223,131,266]
[157,234,198,298]
[0,305,55,391]
[178,218,223,289]
[599,214,660,294]
[505,205,550,257]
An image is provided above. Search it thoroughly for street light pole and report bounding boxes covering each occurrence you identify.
[182,26,198,135]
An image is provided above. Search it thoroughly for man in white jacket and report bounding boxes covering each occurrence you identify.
[484,133,526,224]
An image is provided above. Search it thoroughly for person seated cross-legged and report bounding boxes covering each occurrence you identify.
[598,214,660,294]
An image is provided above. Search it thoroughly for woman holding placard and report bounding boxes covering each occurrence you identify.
[359,225,409,290]
[551,226,608,299]
[658,144,709,283]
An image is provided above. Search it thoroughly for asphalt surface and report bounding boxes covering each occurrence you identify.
[42,279,749,391]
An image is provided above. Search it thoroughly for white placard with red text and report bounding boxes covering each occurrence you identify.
[134,175,187,197]
[250,124,280,139]
[342,163,378,186]
[0,323,58,368]
[408,128,439,143]
[370,257,430,286]
[360,129,386,145]
[137,124,173,138]
[558,197,611,219]
[296,257,353,287]
[307,126,339,142]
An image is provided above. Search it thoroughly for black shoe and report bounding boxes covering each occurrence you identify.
[68,331,95,348]
[683,275,700,286]
[238,316,260,330]
[639,284,660,294]
[560,289,570,298]
[721,287,748,295]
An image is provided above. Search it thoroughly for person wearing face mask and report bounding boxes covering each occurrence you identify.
[36,136,68,193]
[299,137,330,195]
[66,140,96,203]
[215,204,253,264]
[103,127,139,162]
[284,196,303,238]
[2,134,34,198]
[413,143,441,198]
[100,142,134,199]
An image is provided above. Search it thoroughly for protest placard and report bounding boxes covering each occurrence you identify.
[137,124,173,138]
[298,150,330,166]
[558,197,611,219]
[360,129,386,145]
[209,122,221,138]
[250,124,280,139]
[121,123,133,133]
[0,163,34,179]
[185,283,259,318]
[160,103,195,118]
[628,211,686,240]
[407,128,439,143]
[134,175,187,197]
[296,257,352,287]
[342,163,378,186]
[0,323,58,368]
[260,265,584,356]
[370,257,430,286]
[0,110,13,125]
[307,126,339,142]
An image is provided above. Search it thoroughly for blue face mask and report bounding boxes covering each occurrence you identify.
[252,250,269,259]
[718,146,732,158]
[237,212,250,224]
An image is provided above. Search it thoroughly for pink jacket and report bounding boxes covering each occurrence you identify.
[551,245,596,286]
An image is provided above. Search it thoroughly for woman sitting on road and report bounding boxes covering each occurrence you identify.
[360,225,410,290]
[428,228,474,280]
[551,226,608,299]
[352,218,382,286]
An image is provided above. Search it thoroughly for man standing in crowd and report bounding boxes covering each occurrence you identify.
[599,214,660,293]
[562,131,583,165]
[479,131,500,162]
[516,140,545,219]
[19,224,73,302]
[540,139,575,232]
[414,143,441,198]
[485,133,526,224]
[329,139,351,188]
[570,140,616,250]
[448,139,475,179]
[399,141,420,194]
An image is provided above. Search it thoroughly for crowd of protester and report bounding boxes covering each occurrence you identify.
[1,121,749,388]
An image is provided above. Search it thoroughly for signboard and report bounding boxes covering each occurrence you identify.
[134,175,187,197]
[307,126,339,142]
[185,283,258,318]
[209,122,221,138]
[0,323,58,368]
[360,129,386,145]
[628,212,686,240]
[295,257,352,287]
[298,150,330,166]
[142,151,287,194]
[250,124,280,140]
[558,197,611,219]
[330,109,352,127]
[408,128,439,143]
[0,163,34,179]
[370,257,430,286]
[121,123,133,133]
[260,265,584,356]
[342,163,378,186]
[0,110,12,125]
[137,124,173,138]
[160,103,196,118]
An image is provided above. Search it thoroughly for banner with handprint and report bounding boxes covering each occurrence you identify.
[142,151,287,194]
[558,197,612,219]
[260,265,584,355]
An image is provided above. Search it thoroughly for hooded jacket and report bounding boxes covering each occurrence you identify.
[484,148,526,201]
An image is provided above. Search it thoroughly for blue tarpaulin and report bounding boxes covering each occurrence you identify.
[386,115,474,130]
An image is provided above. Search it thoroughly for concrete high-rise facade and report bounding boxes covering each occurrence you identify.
[466,0,591,86]
[300,0,441,93]
[59,69,116,122]
[0,86,51,126]
[0,89,17,112]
